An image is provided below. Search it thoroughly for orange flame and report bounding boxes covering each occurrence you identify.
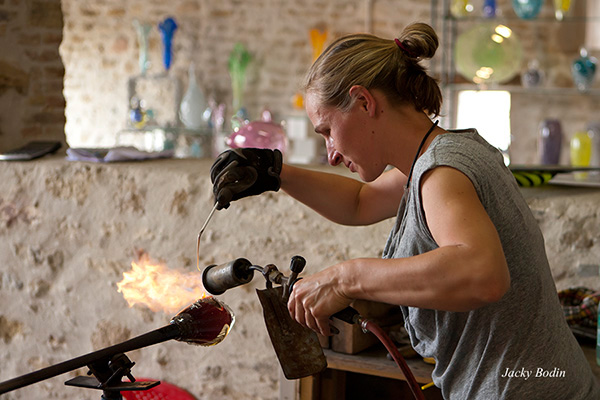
[117,252,207,314]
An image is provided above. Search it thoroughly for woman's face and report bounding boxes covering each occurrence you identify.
[305,91,385,182]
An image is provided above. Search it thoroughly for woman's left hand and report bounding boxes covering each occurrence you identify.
[287,263,353,336]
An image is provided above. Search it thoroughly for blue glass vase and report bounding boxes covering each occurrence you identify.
[572,47,597,93]
[483,0,496,18]
[158,17,178,72]
[512,0,543,20]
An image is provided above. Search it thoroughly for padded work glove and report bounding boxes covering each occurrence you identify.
[210,148,283,209]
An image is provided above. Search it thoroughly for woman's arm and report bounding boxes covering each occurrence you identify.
[280,164,407,226]
[288,166,511,336]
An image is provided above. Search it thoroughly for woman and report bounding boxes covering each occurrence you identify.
[210,22,599,399]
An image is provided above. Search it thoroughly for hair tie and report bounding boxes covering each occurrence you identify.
[394,38,416,58]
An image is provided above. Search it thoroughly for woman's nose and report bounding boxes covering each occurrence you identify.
[327,148,342,166]
[325,138,342,166]
[325,137,342,166]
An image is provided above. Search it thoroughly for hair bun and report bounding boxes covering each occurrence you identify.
[398,22,439,60]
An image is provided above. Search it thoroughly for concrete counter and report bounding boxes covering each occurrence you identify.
[0,156,599,399]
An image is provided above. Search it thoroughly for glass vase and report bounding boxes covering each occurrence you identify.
[133,20,151,76]
[483,0,496,18]
[538,119,562,165]
[554,0,574,21]
[587,122,600,167]
[179,63,208,130]
[512,0,543,20]
[158,17,178,72]
[228,43,252,115]
[571,131,592,167]
[572,47,597,93]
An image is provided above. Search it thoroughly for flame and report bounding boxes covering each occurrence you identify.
[117,252,207,314]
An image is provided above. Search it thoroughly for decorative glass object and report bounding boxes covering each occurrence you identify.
[211,102,228,157]
[228,43,252,114]
[455,23,523,84]
[538,119,562,165]
[310,28,328,62]
[227,110,287,154]
[554,0,574,21]
[521,59,544,88]
[451,0,473,17]
[512,0,544,20]
[133,20,151,76]
[179,63,208,130]
[158,17,178,72]
[572,47,597,92]
[571,131,592,167]
[587,122,600,167]
[483,0,497,18]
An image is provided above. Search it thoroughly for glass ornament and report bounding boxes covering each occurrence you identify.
[587,122,600,167]
[179,63,208,130]
[554,0,574,21]
[227,110,287,154]
[538,119,562,165]
[309,28,328,62]
[483,0,497,18]
[572,47,597,93]
[521,59,544,88]
[571,131,592,167]
[158,17,178,72]
[455,23,523,84]
[451,0,473,17]
[512,0,544,20]
[228,43,252,114]
[133,20,151,76]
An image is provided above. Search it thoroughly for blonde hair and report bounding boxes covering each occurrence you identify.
[303,22,441,117]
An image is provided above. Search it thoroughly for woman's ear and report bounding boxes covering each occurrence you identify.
[349,85,377,117]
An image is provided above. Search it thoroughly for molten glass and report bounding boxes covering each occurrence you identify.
[170,297,234,346]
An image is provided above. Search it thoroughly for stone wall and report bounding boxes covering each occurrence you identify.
[0,0,65,151]
[0,158,395,400]
[4,0,599,160]
[1,158,599,399]
[60,0,431,148]
[59,0,600,163]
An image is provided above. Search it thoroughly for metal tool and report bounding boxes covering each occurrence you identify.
[0,297,234,398]
[197,201,218,272]
[201,256,426,400]
[202,255,327,379]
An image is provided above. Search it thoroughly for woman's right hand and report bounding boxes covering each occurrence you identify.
[210,148,283,209]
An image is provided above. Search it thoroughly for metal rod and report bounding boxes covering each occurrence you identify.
[197,201,219,271]
[0,324,181,395]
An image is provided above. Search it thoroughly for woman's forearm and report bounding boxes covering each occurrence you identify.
[340,244,509,312]
[280,163,367,225]
[280,164,404,226]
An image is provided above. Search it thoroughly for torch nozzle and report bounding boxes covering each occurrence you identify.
[202,258,254,295]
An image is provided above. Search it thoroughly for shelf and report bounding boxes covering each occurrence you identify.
[443,15,600,23]
[323,347,434,384]
[444,84,600,96]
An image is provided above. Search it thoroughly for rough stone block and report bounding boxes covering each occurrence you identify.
[28,0,63,30]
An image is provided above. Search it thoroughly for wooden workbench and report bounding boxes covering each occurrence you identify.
[299,347,442,400]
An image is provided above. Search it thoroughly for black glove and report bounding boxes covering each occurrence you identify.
[210,148,283,209]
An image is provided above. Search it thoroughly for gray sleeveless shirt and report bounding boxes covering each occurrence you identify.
[382,129,600,399]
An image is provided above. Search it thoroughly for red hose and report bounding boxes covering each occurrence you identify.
[361,319,426,400]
